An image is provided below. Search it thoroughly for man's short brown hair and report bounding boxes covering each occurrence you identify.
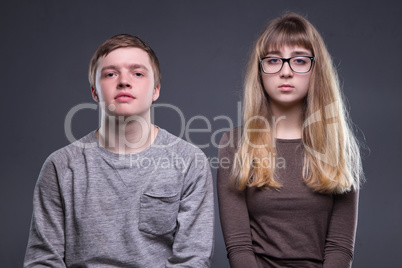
[88,34,161,88]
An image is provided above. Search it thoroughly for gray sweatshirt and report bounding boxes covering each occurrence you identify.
[24,128,214,267]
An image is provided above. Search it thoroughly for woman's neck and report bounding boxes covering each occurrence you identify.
[97,113,158,154]
[270,102,304,139]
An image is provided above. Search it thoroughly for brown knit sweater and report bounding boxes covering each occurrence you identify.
[217,128,358,268]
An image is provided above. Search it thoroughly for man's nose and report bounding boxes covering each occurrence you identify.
[118,72,132,88]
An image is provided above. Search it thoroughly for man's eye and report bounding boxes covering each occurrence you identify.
[134,72,143,77]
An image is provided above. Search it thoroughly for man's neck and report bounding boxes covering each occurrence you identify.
[97,114,158,154]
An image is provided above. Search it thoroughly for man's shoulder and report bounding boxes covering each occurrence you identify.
[156,128,206,158]
[46,131,96,166]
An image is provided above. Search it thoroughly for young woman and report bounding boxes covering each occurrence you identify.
[217,13,363,268]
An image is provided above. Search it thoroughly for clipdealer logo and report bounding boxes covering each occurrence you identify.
[63,101,339,168]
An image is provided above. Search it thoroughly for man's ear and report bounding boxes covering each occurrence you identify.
[91,86,99,103]
[152,84,161,102]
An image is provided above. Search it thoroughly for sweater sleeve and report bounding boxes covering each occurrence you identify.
[217,131,259,268]
[166,151,215,268]
[323,188,359,268]
[24,154,67,267]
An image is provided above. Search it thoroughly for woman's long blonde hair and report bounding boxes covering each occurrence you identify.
[232,12,363,194]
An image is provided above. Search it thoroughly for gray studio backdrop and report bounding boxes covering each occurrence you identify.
[1,0,401,267]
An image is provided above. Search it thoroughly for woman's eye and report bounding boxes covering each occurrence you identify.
[267,58,281,64]
[105,73,115,77]
[293,58,307,65]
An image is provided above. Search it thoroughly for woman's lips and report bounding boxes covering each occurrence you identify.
[279,84,294,92]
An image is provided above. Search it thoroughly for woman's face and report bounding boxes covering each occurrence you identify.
[261,45,313,110]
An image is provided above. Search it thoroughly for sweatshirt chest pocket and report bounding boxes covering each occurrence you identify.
[139,191,180,235]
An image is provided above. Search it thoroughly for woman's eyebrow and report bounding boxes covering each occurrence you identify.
[291,50,311,56]
[266,50,281,55]
[265,50,311,56]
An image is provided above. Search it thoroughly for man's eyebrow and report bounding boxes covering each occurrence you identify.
[100,65,119,72]
[100,64,149,72]
[128,64,149,72]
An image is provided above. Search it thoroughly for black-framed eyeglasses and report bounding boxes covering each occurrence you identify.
[260,56,315,74]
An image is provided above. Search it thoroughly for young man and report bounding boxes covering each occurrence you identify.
[24,34,214,267]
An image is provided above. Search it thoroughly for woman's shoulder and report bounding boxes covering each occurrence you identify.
[219,126,243,151]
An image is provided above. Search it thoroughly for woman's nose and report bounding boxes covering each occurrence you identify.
[280,61,293,77]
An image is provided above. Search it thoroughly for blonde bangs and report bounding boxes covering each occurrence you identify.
[258,21,313,58]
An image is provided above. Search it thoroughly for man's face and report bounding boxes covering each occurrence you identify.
[92,47,160,118]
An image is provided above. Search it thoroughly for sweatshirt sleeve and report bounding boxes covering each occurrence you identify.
[24,154,67,267]
[323,188,359,268]
[166,150,215,268]
[217,131,259,268]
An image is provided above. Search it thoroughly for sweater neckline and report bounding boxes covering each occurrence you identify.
[275,138,302,143]
[90,127,165,161]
